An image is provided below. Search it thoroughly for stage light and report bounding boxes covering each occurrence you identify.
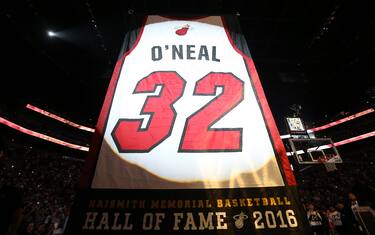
[47,31,57,37]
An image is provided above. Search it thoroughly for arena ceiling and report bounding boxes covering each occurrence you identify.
[1,0,374,135]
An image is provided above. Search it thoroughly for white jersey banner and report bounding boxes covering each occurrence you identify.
[65,15,310,235]
[91,16,290,189]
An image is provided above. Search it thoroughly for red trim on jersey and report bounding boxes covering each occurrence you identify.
[221,16,296,186]
[78,17,147,189]
[160,15,208,20]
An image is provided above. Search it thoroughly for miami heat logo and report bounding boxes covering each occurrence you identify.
[175,24,190,36]
[233,212,248,229]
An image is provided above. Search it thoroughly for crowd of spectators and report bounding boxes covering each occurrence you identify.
[296,148,375,234]
[0,141,374,235]
[0,144,83,235]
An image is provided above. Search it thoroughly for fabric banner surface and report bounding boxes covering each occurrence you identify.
[64,15,311,234]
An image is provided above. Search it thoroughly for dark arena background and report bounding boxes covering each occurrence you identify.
[1,1,374,235]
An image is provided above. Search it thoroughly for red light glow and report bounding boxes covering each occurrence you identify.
[281,108,374,139]
[0,117,89,151]
[310,108,374,132]
[286,130,375,156]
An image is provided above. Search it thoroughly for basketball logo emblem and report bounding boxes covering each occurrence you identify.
[175,24,190,36]
[233,212,248,229]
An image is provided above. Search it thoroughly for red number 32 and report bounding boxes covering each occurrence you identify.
[112,71,244,153]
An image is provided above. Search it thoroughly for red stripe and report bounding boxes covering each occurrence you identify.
[333,131,375,147]
[286,131,375,156]
[311,108,374,132]
[221,16,296,186]
[26,104,95,132]
[0,117,89,151]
